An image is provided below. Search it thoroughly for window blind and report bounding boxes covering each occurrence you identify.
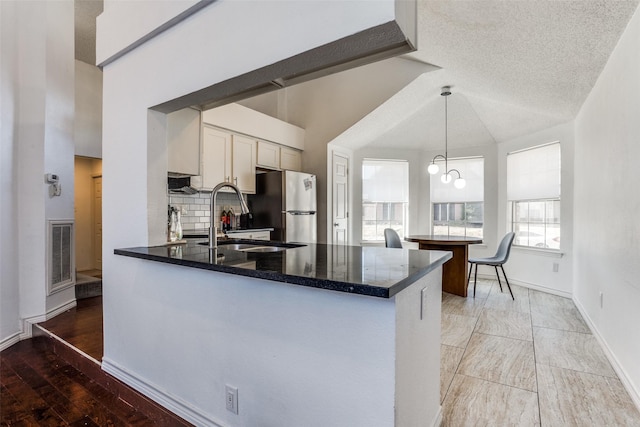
[431,157,484,203]
[362,159,409,203]
[507,143,560,200]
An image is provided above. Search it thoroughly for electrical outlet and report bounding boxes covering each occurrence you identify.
[225,385,238,414]
[552,262,559,273]
[421,287,429,320]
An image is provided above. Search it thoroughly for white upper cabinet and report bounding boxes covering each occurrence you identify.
[231,134,257,193]
[257,140,281,169]
[257,140,302,171]
[167,108,201,176]
[193,104,304,191]
[193,126,256,194]
[202,104,305,150]
[280,146,302,171]
[199,126,231,190]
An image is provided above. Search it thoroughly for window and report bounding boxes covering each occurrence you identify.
[507,143,561,250]
[362,159,409,241]
[431,157,484,238]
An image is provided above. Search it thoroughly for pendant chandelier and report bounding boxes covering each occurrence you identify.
[427,86,466,189]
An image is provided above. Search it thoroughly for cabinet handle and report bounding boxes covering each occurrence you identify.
[225,176,230,182]
[234,177,238,185]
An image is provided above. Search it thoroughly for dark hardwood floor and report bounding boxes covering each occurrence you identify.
[1,297,192,426]
[37,297,104,362]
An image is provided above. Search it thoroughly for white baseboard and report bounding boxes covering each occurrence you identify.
[22,299,77,325]
[573,298,640,412]
[0,332,22,352]
[474,273,572,298]
[0,299,77,351]
[102,357,223,427]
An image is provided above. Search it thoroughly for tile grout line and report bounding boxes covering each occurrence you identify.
[453,372,538,394]
[443,279,493,402]
[529,287,544,426]
[531,324,594,336]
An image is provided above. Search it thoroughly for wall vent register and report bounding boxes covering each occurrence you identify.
[47,220,75,295]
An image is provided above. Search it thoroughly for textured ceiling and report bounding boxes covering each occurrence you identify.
[76,0,639,151]
[75,0,103,65]
[338,0,640,150]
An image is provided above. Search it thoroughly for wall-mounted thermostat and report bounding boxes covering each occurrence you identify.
[45,173,59,183]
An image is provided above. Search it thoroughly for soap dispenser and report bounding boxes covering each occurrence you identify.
[176,210,183,240]
[169,210,177,242]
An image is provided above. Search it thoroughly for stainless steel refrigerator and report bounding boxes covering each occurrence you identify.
[249,171,317,243]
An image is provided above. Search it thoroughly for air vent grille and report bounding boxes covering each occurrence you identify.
[48,220,75,294]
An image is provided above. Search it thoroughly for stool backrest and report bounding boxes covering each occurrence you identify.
[384,228,403,248]
[495,232,516,263]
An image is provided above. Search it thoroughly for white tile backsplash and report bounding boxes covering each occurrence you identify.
[168,192,244,232]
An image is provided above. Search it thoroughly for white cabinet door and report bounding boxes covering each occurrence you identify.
[257,140,280,169]
[231,134,257,193]
[167,108,201,175]
[200,126,231,190]
[280,147,302,171]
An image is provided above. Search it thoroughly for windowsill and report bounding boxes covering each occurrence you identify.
[360,241,385,246]
[512,246,564,258]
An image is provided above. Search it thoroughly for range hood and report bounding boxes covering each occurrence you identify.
[168,176,198,195]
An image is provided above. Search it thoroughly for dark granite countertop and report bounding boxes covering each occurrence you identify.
[114,239,452,298]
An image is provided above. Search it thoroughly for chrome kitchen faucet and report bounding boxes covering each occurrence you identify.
[209,182,251,251]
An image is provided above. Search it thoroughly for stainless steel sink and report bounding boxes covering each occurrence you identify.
[222,243,287,252]
[239,245,288,253]
[198,241,305,252]
[221,243,265,251]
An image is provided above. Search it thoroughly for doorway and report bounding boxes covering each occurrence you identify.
[331,151,350,246]
[74,156,102,297]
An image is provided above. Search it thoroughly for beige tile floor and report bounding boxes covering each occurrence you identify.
[440,278,640,426]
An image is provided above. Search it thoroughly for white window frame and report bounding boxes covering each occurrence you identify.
[432,201,484,238]
[430,156,484,238]
[361,159,409,242]
[510,199,561,250]
[507,142,561,251]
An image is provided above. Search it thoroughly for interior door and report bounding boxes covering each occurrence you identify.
[93,176,102,270]
[332,152,349,246]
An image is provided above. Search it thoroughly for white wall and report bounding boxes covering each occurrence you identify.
[495,122,575,296]
[1,0,76,349]
[574,3,640,405]
[0,0,21,347]
[40,0,77,315]
[97,0,415,424]
[96,0,205,66]
[75,60,102,158]
[102,258,401,426]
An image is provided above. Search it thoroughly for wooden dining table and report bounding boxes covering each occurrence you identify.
[404,235,482,297]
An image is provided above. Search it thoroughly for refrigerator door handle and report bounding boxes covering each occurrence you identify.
[284,210,316,215]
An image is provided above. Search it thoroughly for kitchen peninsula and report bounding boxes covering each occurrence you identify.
[113,240,450,426]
